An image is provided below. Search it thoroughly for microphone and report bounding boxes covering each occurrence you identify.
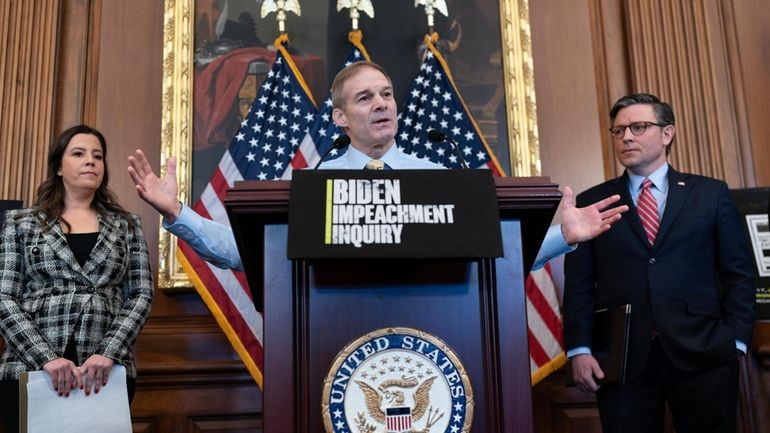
[313,135,351,169]
[427,130,469,169]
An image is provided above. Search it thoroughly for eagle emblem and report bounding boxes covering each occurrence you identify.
[260,0,301,18]
[336,0,375,19]
[414,0,449,18]
[322,327,474,433]
[355,376,442,432]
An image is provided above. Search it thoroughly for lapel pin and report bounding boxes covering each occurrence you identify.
[677,181,685,186]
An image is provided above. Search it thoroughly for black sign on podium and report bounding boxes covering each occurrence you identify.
[288,170,503,259]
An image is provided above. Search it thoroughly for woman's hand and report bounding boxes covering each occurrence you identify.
[42,358,82,397]
[79,354,114,395]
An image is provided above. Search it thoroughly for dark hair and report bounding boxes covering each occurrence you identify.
[330,61,392,110]
[610,93,675,155]
[34,124,132,232]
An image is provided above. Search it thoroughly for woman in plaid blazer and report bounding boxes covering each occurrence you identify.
[0,125,153,432]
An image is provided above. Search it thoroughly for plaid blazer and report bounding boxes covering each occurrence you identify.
[0,208,153,379]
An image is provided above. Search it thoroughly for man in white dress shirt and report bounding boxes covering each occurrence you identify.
[319,61,440,170]
[128,61,627,271]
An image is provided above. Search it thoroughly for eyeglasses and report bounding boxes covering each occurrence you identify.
[609,121,666,139]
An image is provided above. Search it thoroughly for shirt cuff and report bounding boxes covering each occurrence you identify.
[549,224,576,253]
[532,224,576,271]
[163,203,198,231]
[566,346,592,358]
[736,340,747,354]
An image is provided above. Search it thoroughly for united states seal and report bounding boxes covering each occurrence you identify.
[321,327,474,433]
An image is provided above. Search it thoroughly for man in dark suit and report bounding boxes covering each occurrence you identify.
[564,93,755,433]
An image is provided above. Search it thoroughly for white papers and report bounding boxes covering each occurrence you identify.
[25,365,132,433]
[745,214,770,277]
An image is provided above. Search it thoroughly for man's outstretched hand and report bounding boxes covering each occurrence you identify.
[128,149,182,222]
[560,186,629,245]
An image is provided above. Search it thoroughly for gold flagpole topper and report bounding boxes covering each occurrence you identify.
[415,0,448,31]
[336,0,375,30]
[261,0,302,34]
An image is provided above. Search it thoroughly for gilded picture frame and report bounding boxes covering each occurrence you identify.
[159,0,540,290]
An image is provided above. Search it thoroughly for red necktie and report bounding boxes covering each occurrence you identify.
[637,178,659,245]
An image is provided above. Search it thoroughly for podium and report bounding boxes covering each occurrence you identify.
[225,176,560,433]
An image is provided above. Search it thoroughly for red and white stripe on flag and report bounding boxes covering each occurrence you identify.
[176,151,265,386]
[526,263,567,385]
[176,35,319,389]
[387,415,411,433]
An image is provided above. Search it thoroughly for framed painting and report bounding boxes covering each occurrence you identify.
[159,0,540,289]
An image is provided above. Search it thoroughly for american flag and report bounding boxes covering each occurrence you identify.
[527,263,567,384]
[177,35,318,387]
[398,35,565,384]
[283,31,371,177]
[396,36,504,174]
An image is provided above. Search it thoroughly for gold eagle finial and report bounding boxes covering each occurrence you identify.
[414,0,448,31]
[336,0,375,30]
[260,0,302,34]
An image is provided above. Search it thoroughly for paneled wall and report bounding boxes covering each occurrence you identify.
[622,0,749,185]
[0,0,768,432]
[732,1,770,185]
[0,0,59,205]
[535,0,770,192]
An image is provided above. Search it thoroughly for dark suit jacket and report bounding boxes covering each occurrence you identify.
[564,167,755,377]
[0,208,153,379]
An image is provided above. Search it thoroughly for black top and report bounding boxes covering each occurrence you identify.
[65,232,99,267]
[0,200,23,232]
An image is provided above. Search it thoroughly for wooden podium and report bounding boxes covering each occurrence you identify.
[225,177,560,433]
